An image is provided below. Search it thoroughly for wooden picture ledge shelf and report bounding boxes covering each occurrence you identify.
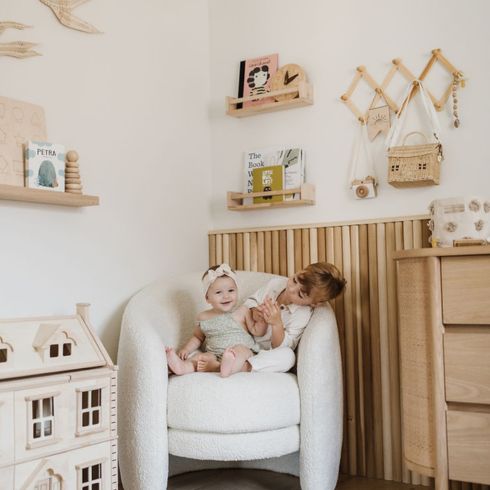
[227,183,315,211]
[0,184,99,207]
[226,82,313,117]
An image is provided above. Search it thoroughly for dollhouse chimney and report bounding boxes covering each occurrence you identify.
[76,303,91,323]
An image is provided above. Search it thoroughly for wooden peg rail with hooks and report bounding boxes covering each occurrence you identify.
[340,49,466,124]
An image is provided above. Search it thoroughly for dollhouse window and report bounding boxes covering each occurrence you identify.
[32,397,54,440]
[0,337,13,364]
[49,344,59,358]
[63,342,72,356]
[82,389,101,427]
[77,388,103,435]
[49,341,72,358]
[26,392,60,449]
[77,461,104,490]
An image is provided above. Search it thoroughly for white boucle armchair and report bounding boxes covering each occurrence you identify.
[117,271,343,490]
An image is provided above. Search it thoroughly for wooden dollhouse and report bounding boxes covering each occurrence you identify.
[0,303,117,490]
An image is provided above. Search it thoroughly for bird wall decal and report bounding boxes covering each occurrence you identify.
[0,22,32,35]
[0,41,41,58]
[39,0,101,34]
[0,22,40,58]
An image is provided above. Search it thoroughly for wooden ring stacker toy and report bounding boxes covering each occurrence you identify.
[65,150,83,194]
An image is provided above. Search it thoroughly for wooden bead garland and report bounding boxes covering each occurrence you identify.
[65,150,83,194]
[451,72,463,128]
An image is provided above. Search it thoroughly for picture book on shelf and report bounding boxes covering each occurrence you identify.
[243,146,305,204]
[252,165,284,204]
[238,53,278,109]
[25,141,66,192]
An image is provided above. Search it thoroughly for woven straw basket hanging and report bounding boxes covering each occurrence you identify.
[385,80,443,188]
[388,131,443,187]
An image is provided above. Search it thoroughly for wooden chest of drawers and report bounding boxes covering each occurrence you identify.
[394,246,490,490]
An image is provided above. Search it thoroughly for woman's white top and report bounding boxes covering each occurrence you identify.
[243,276,313,350]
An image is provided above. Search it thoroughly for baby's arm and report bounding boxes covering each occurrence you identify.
[178,319,205,360]
[246,308,268,337]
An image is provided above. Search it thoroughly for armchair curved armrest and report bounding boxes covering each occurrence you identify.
[118,290,172,490]
[297,304,343,490]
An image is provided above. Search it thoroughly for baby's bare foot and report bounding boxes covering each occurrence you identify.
[197,354,220,372]
[220,348,236,378]
[196,355,208,372]
[166,347,194,375]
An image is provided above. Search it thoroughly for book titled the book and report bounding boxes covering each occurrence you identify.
[25,141,65,192]
[238,53,278,109]
[244,146,305,204]
[252,165,284,204]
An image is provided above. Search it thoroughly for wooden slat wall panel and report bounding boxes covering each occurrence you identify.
[208,216,486,488]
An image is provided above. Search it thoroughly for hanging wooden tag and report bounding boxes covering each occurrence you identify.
[367,105,390,141]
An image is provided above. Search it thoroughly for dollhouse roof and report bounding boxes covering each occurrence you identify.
[0,305,113,381]
[32,323,77,350]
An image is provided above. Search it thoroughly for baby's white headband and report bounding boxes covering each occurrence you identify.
[202,263,238,295]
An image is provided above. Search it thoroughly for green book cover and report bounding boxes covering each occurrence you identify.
[252,165,284,204]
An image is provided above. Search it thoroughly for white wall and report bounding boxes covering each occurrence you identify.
[0,0,212,359]
[208,0,490,231]
[2,1,490,359]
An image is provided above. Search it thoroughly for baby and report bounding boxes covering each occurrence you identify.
[165,263,265,375]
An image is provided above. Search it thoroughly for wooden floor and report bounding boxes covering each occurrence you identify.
[167,470,423,489]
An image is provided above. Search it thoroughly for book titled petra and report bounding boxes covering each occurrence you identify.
[252,165,284,204]
[25,141,65,192]
[244,146,305,204]
[238,53,278,109]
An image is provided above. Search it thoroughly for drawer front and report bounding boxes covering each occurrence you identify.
[442,256,490,324]
[447,410,490,484]
[445,329,490,404]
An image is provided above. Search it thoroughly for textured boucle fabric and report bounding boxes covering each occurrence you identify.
[117,271,343,490]
[297,305,343,490]
[168,371,300,433]
[168,426,300,461]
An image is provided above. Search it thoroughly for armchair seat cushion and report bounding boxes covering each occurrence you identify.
[167,371,300,433]
[168,426,300,461]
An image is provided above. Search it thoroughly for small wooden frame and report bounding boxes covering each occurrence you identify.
[226,82,313,118]
[227,183,315,211]
[0,184,99,207]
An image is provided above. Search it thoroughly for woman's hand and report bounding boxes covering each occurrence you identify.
[259,297,285,347]
[258,297,282,327]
